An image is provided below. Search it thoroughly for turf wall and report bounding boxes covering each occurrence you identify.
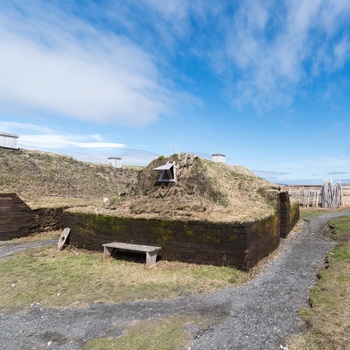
[0,191,299,269]
[62,191,298,269]
[0,193,34,240]
[0,193,64,240]
[63,211,280,269]
[279,191,300,238]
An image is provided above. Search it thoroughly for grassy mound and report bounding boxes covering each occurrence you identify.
[0,148,139,208]
[111,153,280,222]
[1,148,280,221]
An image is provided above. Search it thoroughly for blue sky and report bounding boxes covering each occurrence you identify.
[1,0,350,185]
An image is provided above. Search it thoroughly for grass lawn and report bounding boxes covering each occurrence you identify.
[299,207,349,220]
[0,231,271,349]
[0,232,250,312]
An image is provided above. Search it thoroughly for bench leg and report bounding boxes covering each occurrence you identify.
[146,251,158,268]
[103,246,113,262]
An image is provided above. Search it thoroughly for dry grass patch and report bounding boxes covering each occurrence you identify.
[300,207,349,220]
[97,154,279,222]
[82,316,192,350]
[0,245,249,312]
[0,231,61,246]
[1,148,279,222]
[0,148,139,207]
[81,306,229,350]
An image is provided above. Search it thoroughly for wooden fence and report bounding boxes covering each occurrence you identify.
[286,180,343,208]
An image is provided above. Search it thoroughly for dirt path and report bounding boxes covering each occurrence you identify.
[0,212,348,350]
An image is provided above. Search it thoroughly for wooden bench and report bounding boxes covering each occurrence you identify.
[102,242,161,268]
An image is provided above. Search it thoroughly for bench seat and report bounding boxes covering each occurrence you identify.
[102,242,161,268]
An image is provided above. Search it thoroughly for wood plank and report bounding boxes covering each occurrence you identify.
[102,242,161,253]
[102,242,162,267]
[57,227,71,250]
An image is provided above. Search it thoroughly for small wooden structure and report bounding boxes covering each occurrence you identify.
[154,162,176,183]
[108,156,122,169]
[57,228,71,250]
[211,154,226,163]
[102,242,162,268]
[0,132,19,149]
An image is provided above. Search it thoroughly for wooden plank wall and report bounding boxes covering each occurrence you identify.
[281,184,350,208]
[0,193,34,240]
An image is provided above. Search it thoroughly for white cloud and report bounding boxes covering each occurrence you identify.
[251,154,350,185]
[0,121,125,150]
[279,156,350,169]
[1,1,350,124]
[0,121,52,134]
[20,134,125,150]
[72,148,158,166]
[333,36,350,69]
[217,0,350,110]
[0,2,189,127]
[0,121,156,166]
[139,0,350,112]
[252,170,291,177]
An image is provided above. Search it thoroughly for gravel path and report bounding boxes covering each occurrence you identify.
[0,239,57,260]
[0,212,348,350]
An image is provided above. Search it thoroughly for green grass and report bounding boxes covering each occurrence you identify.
[0,232,232,348]
[0,241,249,311]
[328,215,350,241]
[300,208,329,219]
[82,317,192,350]
[0,231,60,245]
[299,208,350,220]
[288,215,350,349]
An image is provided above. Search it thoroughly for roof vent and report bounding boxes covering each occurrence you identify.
[154,162,176,183]
[108,156,122,169]
[0,132,19,150]
[211,154,225,163]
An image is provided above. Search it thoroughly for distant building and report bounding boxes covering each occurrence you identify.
[0,132,19,149]
[211,154,226,163]
[108,156,122,169]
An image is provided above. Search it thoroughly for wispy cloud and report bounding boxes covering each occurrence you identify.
[252,170,291,177]
[118,148,158,166]
[279,156,350,169]
[251,170,291,184]
[327,171,349,175]
[130,1,350,112]
[1,0,350,130]
[0,121,52,134]
[215,0,350,110]
[0,120,159,166]
[20,134,125,150]
[0,120,160,166]
[0,121,125,150]
[0,1,193,127]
